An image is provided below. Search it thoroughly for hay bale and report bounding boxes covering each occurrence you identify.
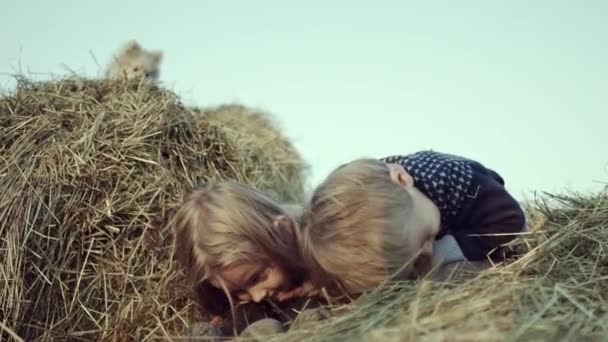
[0,77,307,341]
[278,190,608,342]
[196,103,308,202]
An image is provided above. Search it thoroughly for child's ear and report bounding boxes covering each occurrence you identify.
[387,164,414,188]
[272,215,292,230]
[273,214,304,251]
[124,40,142,54]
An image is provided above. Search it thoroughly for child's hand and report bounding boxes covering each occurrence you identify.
[277,281,319,301]
[209,315,223,327]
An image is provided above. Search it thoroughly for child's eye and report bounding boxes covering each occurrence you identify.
[258,269,270,282]
[250,271,262,284]
[133,67,139,72]
[247,268,269,287]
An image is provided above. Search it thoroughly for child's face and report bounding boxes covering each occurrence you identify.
[387,163,441,272]
[210,262,291,303]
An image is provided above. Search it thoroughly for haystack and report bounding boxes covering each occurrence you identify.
[278,190,608,341]
[197,104,306,202]
[0,77,307,341]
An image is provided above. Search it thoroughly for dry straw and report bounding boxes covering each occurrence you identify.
[0,77,307,341]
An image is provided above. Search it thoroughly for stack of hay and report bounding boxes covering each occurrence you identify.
[0,78,308,341]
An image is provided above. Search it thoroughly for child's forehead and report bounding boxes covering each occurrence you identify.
[211,262,264,289]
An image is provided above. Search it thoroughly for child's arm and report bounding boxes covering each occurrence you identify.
[450,171,526,261]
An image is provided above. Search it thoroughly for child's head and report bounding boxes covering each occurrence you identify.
[107,40,162,81]
[301,158,441,294]
[172,181,305,314]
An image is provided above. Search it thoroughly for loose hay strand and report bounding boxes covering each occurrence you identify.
[0,320,25,342]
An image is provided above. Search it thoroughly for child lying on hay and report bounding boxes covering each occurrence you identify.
[295,150,526,297]
[171,150,526,339]
[172,181,316,338]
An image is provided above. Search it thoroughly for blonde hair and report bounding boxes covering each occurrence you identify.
[301,158,421,294]
[172,180,305,314]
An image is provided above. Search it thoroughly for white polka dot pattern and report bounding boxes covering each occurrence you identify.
[381,150,474,230]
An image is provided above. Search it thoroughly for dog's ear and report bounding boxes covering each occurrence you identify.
[149,50,163,63]
[124,40,142,54]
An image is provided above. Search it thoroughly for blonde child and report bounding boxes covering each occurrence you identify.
[297,150,527,295]
[172,181,309,320]
[106,40,163,81]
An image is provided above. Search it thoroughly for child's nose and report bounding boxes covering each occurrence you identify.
[249,289,268,303]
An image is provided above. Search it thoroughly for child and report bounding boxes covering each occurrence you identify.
[298,150,526,295]
[106,40,163,81]
[172,180,308,320]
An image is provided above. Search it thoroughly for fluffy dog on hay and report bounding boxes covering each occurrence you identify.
[106,40,162,81]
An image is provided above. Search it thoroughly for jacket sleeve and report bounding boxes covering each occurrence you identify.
[451,170,526,261]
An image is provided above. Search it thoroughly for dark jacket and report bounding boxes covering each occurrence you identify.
[381,150,526,260]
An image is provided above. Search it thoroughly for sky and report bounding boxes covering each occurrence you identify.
[1,0,606,201]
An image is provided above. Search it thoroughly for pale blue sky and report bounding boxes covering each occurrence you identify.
[2,0,606,200]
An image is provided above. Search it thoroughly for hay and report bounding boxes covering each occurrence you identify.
[197,104,308,202]
[277,190,608,342]
[0,77,307,341]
